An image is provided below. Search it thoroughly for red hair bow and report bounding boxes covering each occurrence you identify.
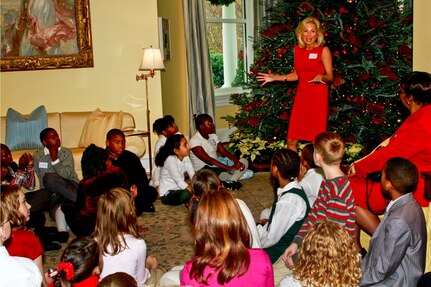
[58,262,75,280]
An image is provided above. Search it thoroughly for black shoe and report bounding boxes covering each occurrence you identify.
[141,203,156,213]
[54,231,69,243]
[222,181,243,190]
[44,227,69,243]
[43,242,62,252]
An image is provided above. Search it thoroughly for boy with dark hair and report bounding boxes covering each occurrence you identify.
[33,127,78,237]
[106,128,158,214]
[360,157,426,287]
[257,149,310,263]
[1,143,35,189]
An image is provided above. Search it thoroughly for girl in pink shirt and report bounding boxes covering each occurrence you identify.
[180,189,274,286]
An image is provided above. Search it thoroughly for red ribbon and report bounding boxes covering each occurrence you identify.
[58,262,75,280]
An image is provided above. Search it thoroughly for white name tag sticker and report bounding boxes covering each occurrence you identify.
[39,162,48,169]
[309,53,318,59]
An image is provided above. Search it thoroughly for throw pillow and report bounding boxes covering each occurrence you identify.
[79,109,123,148]
[5,105,48,151]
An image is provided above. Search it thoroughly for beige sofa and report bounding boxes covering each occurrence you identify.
[1,111,146,189]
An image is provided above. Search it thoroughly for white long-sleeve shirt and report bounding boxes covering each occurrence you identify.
[159,155,195,197]
[150,135,167,188]
[299,167,324,206]
[257,180,308,248]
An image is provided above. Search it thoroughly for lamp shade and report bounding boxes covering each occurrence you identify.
[138,47,165,71]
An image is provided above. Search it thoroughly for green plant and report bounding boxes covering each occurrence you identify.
[210,50,224,88]
[207,0,236,6]
[228,130,285,162]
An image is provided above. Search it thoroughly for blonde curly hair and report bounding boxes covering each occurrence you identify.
[293,220,361,287]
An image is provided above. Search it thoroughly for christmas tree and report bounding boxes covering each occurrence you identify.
[224,0,412,160]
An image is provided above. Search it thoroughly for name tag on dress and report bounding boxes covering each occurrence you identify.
[309,53,318,59]
[39,162,48,169]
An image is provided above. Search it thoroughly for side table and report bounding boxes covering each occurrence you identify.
[124,129,152,178]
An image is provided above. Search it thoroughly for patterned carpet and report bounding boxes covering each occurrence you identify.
[44,172,274,270]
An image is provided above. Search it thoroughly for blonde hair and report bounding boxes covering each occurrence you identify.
[296,17,325,48]
[0,185,26,227]
[93,187,141,256]
[293,221,361,287]
[314,131,345,165]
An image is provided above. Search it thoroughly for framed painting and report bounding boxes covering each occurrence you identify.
[158,17,171,61]
[1,0,93,72]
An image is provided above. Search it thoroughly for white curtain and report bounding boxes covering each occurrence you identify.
[182,0,215,136]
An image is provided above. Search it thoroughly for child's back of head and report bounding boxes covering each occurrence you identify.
[52,236,101,286]
[293,220,361,286]
[271,149,300,181]
[383,157,418,195]
[300,143,317,169]
[97,272,138,287]
[94,187,140,256]
[314,132,345,165]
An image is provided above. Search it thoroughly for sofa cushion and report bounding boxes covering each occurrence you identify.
[5,105,47,151]
[78,109,123,148]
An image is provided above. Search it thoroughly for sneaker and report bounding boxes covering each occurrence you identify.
[222,181,243,191]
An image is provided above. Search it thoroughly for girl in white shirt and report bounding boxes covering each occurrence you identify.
[155,134,195,206]
[94,188,160,287]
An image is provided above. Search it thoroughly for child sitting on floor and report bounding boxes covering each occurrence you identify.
[1,143,35,189]
[280,221,361,287]
[1,144,65,251]
[0,188,42,287]
[257,149,310,263]
[94,187,163,287]
[150,115,180,190]
[49,236,102,287]
[298,143,324,206]
[283,131,356,268]
[189,114,253,190]
[155,134,195,206]
[106,129,158,214]
[1,185,49,286]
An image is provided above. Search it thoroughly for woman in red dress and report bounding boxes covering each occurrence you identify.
[257,17,333,151]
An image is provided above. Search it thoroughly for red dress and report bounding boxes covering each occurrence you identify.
[288,45,328,142]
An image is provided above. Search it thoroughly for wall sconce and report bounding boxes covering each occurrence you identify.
[136,47,165,176]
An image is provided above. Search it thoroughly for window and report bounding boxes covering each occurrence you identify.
[205,0,256,106]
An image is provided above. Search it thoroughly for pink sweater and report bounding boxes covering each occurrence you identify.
[180,248,274,287]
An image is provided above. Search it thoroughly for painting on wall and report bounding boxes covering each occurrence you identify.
[1,0,93,72]
[158,17,171,61]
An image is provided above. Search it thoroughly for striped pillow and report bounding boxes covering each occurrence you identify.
[5,105,48,151]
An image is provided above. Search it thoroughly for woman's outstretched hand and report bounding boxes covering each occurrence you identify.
[257,72,276,86]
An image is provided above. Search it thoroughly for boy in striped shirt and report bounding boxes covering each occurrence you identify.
[282,131,356,268]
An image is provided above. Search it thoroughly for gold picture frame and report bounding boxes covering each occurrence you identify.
[1,0,93,72]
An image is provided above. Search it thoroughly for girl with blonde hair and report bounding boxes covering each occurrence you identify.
[94,187,160,287]
[2,185,48,286]
[280,220,361,287]
[181,190,273,286]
